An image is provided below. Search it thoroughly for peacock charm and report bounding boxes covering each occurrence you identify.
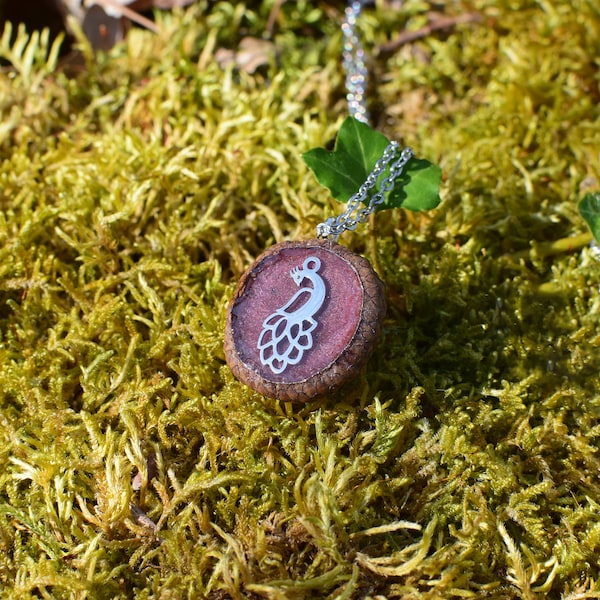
[257,256,326,374]
[224,240,386,402]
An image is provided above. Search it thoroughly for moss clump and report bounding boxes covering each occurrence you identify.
[0,1,599,598]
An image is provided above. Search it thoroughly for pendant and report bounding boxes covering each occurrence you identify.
[224,239,386,402]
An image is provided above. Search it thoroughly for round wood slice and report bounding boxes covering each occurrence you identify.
[224,239,386,402]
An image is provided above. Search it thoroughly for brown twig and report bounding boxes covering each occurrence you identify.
[377,12,482,55]
[266,0,285,38]
[92,0,160,33]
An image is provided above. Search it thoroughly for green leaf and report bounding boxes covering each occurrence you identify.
[578,192,600,243]
[389,159,442,212]
[302,117,389,202]
[302,116,441,212]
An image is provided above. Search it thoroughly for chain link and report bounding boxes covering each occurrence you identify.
[342,0,370,123]
[317,144,414,240]
[316,1,415,241]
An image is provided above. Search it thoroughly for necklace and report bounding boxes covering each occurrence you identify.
[224,1,414,402]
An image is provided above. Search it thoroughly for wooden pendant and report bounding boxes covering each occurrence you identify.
[224,239,386,402]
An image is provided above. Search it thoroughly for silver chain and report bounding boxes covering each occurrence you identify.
[342,0,370,123]
[317,144,414,240]
[316,0,415,241]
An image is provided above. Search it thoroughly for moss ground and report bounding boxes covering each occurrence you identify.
[0,1,599,598]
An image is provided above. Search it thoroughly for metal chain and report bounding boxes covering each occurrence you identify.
[342,0,370,124]
[316,0,415,241]
[317,144,414,240]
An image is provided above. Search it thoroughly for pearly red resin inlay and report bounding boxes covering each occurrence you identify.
[224,239,386,402]
[230,246,362,384]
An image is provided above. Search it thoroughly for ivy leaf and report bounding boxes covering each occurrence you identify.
[391,158,443,211]
[578,192,600,243]
[302,118,389,201]
[302,116,441,212]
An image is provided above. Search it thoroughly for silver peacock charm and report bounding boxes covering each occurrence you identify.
[257,256,326,375]
[224,239,386,402]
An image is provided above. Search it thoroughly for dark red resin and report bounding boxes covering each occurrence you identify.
[229,245,362,384]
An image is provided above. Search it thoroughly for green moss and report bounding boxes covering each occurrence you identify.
[0,1,599,598]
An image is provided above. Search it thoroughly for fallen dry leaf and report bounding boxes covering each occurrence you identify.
[215,36,277,74]
[81,4,128,51]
